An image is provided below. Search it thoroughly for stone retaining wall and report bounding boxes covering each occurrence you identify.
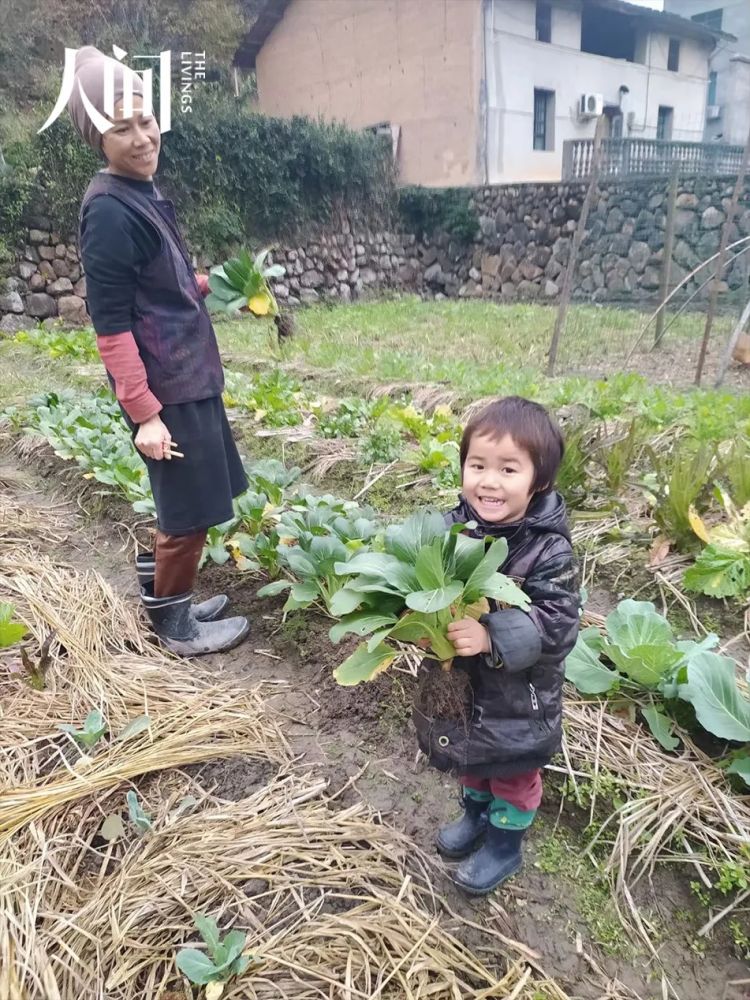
[2,176,748,333]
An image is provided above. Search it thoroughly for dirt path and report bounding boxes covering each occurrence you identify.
[3,449,748,1000]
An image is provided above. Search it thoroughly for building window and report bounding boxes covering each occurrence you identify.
[708,70,718,106]
[657,105,674,141]
[533,89,555,151]
[667,39,680,72]
[536,2,552,43]
[692,8,723,32]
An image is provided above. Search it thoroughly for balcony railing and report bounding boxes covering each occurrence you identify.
[562,138,746,181]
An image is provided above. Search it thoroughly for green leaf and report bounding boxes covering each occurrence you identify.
[605,642,684,688]
[329,613,398,644]
[390,612,455,661]
[605,599,672,653]
[176,948,220,985]
[257,580,292,597]
[462,537,510,604]
[217,930,246,968]
[328,586,366,617]
[117,714,151,743]
[0,602,27,648]
[333,642,396,685]
[126,790,153,833]
[384,510,447,564]
[334,552,418,593]
[283,548,317,578]
[284,581,320,608]
[565,628,619,694]
[406,580,464,614]
[482,573,531,610]
[453,534,488,581]
[684,545,750,599]
[414,538,446,590]
[727,756,750,787]
[641,704,679,751]
[194,914,221,955]
[683,651,750,741]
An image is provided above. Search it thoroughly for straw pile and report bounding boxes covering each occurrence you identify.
[1,771,571,999]
[0,534,573,999]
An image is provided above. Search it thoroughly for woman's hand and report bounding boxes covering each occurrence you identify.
[135,414,173,461]
[447,618,491,657]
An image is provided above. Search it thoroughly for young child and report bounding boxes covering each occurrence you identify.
[413,396,580,895]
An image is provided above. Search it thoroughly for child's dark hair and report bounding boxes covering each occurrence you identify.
[459,396,564,493]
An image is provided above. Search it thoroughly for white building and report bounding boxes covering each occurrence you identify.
[484,0,729,183]
[242,0,731,186]
[663,0,750,145]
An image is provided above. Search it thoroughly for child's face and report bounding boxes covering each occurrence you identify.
[461,432,537,524]
[102,98,161,181]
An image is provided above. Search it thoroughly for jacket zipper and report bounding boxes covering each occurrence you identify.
[529,683,539,712]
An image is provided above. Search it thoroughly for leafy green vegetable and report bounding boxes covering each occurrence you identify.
[0,602,26,648]
[176,913,252,988]
[330,511,529,685]
[641,704,679,751]
[59,709,108,749]
[206,247,284,317]
[683,652,750,742]
[126,790,153,834]
[565,597,748,753]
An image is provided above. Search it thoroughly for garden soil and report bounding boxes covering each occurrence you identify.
[3,451,749,1000]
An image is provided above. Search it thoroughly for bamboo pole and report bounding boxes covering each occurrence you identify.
[654,162,679,348]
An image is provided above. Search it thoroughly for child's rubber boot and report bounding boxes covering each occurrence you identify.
[136,553,229,622]
[141,589,249,656]
[436,795,489,859]
[452,824,525,895]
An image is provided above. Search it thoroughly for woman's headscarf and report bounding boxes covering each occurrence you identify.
[67,46,144,152]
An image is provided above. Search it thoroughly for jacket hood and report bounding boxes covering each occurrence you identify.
[452,489,571,544]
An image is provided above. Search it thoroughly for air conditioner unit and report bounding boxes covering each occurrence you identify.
[579,93,604,119]
[706,104,722,121]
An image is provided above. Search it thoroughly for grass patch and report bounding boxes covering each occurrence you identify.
[533,827,642,958]
[216,297,734,389]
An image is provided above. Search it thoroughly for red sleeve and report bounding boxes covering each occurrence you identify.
[195,273,210,297]
[96,331,162,425]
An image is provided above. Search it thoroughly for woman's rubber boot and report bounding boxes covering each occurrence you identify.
[452,825,525,895]
[141,589,249,656]
[136,553,229,622]
[436,795,489,859]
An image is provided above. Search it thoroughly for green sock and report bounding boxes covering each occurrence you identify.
[463,785,492,803]
[488,797,536,830]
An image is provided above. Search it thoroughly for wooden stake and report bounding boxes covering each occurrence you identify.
[547,115,607,377]
[654,162,679,348]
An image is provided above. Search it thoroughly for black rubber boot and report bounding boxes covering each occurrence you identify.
[141,588,250,656]
[452,824,526,895]
[436,795,489,859]
[136,553,229,622]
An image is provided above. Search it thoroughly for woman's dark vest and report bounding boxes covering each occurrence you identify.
[80,172,224,405]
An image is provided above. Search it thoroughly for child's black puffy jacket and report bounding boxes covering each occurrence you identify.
[413,490,580,777]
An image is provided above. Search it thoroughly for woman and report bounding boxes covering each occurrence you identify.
[68,46,249,656]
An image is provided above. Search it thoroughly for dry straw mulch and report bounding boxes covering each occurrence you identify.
[1,771,573,999]
[0,532,573,1000]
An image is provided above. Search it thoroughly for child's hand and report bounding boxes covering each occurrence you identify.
[447,618,490,657]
